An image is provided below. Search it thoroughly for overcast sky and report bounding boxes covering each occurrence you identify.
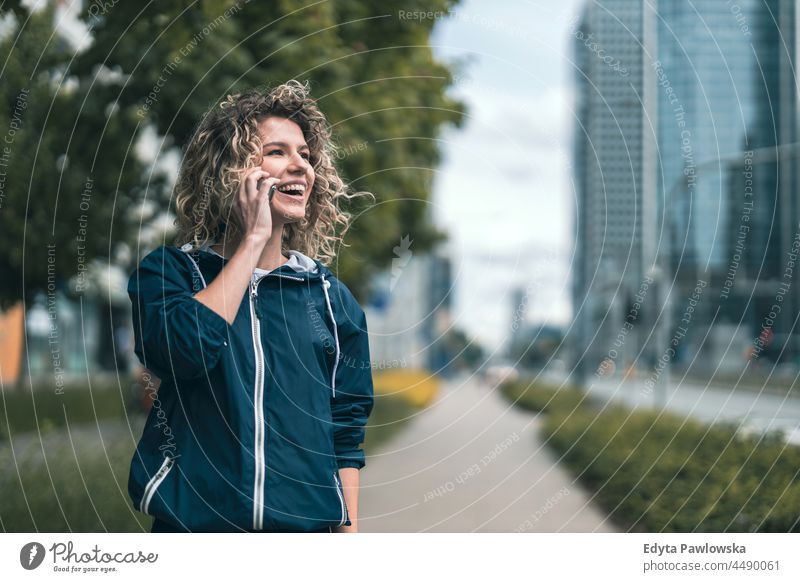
[430,0,586,350]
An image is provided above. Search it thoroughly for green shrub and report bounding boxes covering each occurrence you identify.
[0,430,148,532]
[501,379,594,414]
[504,378,800,532]
[364,393,420,452]
[0,380,128,440]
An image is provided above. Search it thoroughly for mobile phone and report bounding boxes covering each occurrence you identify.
[257,178,276,202]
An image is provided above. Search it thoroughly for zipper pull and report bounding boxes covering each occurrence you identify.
[251,277,261,319]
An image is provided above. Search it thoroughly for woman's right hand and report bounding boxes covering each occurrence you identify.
[237,167,279,245]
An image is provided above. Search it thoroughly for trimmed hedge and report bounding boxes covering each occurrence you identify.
[364,393,418,451]
[0,424,149,532]
[0,381,128,441]
[501,378,593,414]
[502,380,800,532]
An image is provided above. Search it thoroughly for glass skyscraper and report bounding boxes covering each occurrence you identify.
[657,0,798,368]
[570,0,799,379]
[570,0,658,377]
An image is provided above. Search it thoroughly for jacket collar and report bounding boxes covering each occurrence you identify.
[196,244,331,281]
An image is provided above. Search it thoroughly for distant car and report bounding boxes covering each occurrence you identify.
[485,365,519,386]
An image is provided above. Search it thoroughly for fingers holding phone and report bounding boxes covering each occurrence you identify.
[238,167,279,244]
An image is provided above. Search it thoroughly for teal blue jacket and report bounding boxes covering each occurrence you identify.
[127,244,374,532]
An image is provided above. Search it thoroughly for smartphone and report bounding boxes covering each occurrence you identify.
[257,178,276,202]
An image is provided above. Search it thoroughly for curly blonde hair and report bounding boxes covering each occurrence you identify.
[174,80,371,264]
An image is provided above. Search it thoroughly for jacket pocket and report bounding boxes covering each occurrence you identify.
[139,456,177,516]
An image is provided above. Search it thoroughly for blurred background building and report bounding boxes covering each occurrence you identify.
[570,0,659,380]
[657,0,799,374]
[364,245,456,375]
[570,0,800,383]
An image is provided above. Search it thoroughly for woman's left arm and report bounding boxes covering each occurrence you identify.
[335,467,360,533]
[328,286,374,533]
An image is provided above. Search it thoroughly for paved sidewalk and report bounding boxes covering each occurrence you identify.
[359,374,619,532]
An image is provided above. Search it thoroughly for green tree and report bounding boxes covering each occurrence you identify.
[0,2,149,308]
[1,0,465,308]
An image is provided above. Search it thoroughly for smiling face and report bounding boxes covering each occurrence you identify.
[257,116,315,224]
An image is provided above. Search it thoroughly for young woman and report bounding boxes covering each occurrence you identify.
[127,80,375,533]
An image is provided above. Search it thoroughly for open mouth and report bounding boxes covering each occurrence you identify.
[276,183,306,197]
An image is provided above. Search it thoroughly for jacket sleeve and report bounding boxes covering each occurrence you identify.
[128,245,231,381]
[330,293,375,470]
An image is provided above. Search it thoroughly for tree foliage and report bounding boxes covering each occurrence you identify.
[1,2,149,307]
[0,0,466,307]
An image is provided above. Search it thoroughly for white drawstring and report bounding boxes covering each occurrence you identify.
[180,243,208,289]
[320,275,340,397]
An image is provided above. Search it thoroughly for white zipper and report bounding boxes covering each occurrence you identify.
[333,472,347,526]
[248,270,306,530]
[249,275,267,530]
[250,273,304,530]
[141,456,175,515]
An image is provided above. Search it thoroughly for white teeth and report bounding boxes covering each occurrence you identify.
[278,184,305,194]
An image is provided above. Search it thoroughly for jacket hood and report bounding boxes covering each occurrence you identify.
[281,250,321,274]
